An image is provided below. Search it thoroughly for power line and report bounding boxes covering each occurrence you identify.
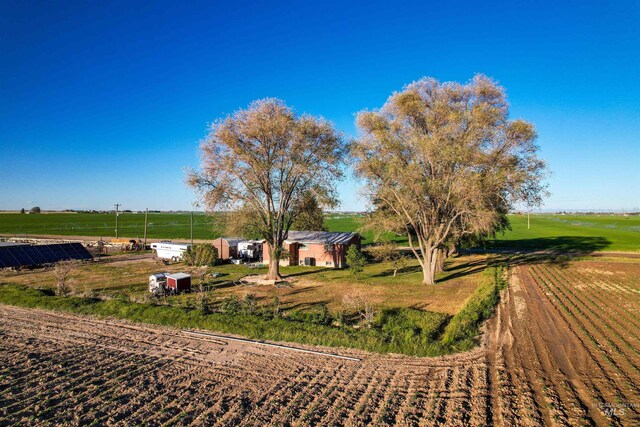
[114,203,121,239]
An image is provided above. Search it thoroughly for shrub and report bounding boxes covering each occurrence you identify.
[242,293,258,315]
[54,260,79,297]
[183,244,218,266]
[368,241,408,277]
[346,245,366,279]
[219,295,242,314]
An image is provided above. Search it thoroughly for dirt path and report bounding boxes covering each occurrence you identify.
[1,260,638,426]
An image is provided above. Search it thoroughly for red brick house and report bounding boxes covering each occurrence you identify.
[262,231,361,268]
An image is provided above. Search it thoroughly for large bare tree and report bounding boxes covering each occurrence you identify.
[353,75,546,285]
[222,190,327,239]
[188,99,346,280]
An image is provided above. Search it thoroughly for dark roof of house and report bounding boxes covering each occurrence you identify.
[218,237,245,246]
[285,231,359,245]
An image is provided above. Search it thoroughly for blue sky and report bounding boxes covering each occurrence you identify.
[1,0,638,212]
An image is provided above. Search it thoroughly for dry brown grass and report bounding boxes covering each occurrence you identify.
[0,253,490,316]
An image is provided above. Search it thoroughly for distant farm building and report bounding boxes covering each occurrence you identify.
[263,231,361,268]
[212,237,245,260]
[0,242,93,269]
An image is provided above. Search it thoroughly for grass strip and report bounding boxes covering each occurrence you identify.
[0,266,506,357]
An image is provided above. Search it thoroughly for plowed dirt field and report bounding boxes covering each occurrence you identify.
[1,260,639,426]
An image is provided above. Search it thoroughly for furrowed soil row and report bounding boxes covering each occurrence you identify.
[531,265,640,394]
[536,265,640,368]
[525,266,637,425]
[2,259,639,427]
[528,268,636,419]
[392,368,434,426]
[561,267,640,333]
[319,364,386,425]
[552,266,640,355]
[468,363,491,426]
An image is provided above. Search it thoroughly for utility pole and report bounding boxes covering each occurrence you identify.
[114,203,121,239]
[190,211,194,246]
[143,208,148,248]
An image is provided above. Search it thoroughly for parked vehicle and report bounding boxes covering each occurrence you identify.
[150,242,191,262]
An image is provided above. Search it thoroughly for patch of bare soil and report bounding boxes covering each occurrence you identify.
[485,263,640,426]
[0,306,488,426]
[1,259,638,426]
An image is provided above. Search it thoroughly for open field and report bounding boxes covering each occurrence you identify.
[1,212,639,252]
[488,214,640,253]
[0,254,495,356]
[1,257,638,426]
[0,212,218,241]
[0,305,489,427]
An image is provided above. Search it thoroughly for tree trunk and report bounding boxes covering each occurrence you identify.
[447,245,458,258]
[435,249,445,273]
[266,255,282,281]
[421,247,437,285]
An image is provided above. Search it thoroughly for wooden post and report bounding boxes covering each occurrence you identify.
[527,211,530,230]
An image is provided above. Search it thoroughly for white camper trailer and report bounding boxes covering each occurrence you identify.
[150,242,191,262]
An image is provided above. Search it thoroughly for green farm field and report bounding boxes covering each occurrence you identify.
[0,212,638,252]
[0,212,218,240]
[488,214,640,253]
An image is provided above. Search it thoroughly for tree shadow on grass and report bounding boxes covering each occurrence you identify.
[284,300,332,312]
[484,236,612,268]
[440,236,611,282]
[485,236,611,255]
[283,269,327,278]
[371,265,422,278]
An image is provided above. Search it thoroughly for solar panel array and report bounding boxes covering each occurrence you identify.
[0,243,93,268]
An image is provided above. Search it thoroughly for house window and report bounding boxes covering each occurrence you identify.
[326,261,332,266]
[324,244,334,253]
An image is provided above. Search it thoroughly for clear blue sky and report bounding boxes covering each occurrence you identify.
[1,0,638,212]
